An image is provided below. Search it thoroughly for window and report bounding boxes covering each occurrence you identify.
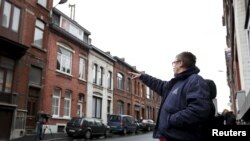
[77,95,84,117]
[2,1,11,28]
[29,66,42,86]
[146,87,150,99]
[99,67,104,86]
[92,64,97,84]
[134,81,137,95]
[37,0,47,8]
[79,57,86,80]
[137,82,140,96]
[33,19,45,48]
[117,73,124,90]
[52,89,61,117]
[1,1,20,32]
[15,111,25,129]
[64,91,71,117]
[60,17,84,41]
[117,101,124,114]
[11,6,20,32]
[127,78,131,93]
[92,96,102,118]
[107,71,112,89]
[107,100,111,115]
[127,103,130,115]
[0,56,14,93]
[57,45,73,74]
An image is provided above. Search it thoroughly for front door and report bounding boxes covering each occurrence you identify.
[0,107,13,140]
[26,87,40,130]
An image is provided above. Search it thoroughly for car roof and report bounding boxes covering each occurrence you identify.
[109,114,132,117]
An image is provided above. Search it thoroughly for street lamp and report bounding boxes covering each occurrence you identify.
[50,0,68,17]
[54,0,67,7]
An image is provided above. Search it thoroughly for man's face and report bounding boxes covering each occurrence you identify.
[172,58,182,74]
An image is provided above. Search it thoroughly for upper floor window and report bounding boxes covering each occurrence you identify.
[146,87,150,99]
[127,78,131,93]
[107,71,112,89]
[134,81,137,95]
[98,67,104,86]
[33,19,45,48]
[79,57,86,80]
[117,73,124,90]
[60,17,84,41]
[56,44,73,75]
[0,56,14,93]
[29,66,42,86]
[92,64,97,84]
[37,0,47,8]
[1,0,20,32]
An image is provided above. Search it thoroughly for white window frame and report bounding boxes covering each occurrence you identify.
[107,71,112,89]
[146,87,150,99]
[79,57,86,80]
[63,91,71,118]
[117,73,123,90]
[60,17,84,41]
[56,43,73,75]
[52,89,61,117]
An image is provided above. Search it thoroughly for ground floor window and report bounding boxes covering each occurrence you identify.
[92,96,102,118]
[15,111,26,129]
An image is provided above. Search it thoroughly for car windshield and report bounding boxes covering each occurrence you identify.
[109,115,121,122]
[69,118,82,126]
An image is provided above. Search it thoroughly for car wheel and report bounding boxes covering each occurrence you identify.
[123,128,127,135]
[147,126,151,131]
[84,130,91,139]
[104,129,110,137]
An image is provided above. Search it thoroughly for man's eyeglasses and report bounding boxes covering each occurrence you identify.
[172,60,181,66]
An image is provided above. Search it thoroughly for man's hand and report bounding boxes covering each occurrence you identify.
[128,72,141,79]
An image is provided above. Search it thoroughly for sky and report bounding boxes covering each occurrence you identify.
[54,0,231,113]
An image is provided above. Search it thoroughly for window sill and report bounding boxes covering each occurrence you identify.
[31,44,47,52]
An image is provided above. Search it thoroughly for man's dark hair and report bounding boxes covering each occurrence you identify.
[176,52,196,68]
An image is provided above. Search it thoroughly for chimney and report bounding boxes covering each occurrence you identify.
[120,58,125,61]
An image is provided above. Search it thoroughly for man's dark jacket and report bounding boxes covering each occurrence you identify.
[139,66,213,141]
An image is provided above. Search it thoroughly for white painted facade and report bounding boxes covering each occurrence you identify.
[86,47,115,124]
[233,0,250,118]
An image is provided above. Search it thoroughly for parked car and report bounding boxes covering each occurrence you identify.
[66,117,110,139]
[134,119,145,133]
[140,119,156,131]
[107,114,137,134]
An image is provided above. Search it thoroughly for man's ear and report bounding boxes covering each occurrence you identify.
[179,61,184,67]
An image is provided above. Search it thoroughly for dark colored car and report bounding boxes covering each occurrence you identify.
[66,117,110,139]
[107,114,137,134]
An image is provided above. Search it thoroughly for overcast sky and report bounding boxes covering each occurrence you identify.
[54,0,230,113]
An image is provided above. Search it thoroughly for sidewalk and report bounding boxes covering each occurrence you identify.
[11,133,69,141]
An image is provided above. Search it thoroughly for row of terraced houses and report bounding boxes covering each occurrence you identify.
[0,0,161,140]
